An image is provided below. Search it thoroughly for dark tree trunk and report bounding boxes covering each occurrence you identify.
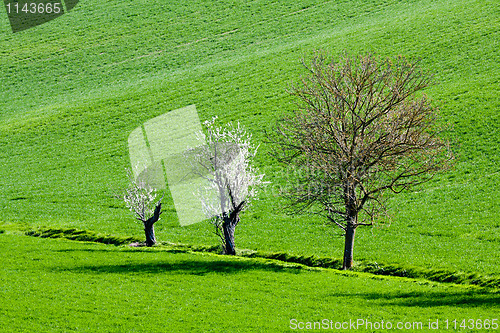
[219,200,245,255]
[342,223,356,270]
[343,184,358,270]
[142,199,162,247]
[222,214,237,255]
[144,221,156,247]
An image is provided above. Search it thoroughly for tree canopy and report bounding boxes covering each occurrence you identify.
[269,52,453,269]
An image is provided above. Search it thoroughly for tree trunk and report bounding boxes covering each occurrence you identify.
[343,184,358,270]
[342,224,356,270]
[220,200,245,255]
[143,199,162,247]
[144,221,156,247]
[222,214,237,255]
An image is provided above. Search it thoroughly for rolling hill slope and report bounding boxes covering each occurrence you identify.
[0,0,499,275]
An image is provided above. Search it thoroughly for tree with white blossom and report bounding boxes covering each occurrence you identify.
[186,117,266,255]
[121,168,163,246]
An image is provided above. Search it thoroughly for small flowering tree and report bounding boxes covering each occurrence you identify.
[121,168,163,246]
[186,117,266,255]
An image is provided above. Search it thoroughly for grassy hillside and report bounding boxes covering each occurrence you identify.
[0,0,499,278]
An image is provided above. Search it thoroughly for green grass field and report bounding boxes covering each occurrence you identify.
[0,0,499,331]
[1,232,499,332]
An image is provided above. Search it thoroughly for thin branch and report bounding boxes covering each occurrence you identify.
[326,215,347,231]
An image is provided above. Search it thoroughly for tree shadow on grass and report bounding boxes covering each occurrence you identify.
[335,290,500,308]
[55,258,304,276]
[54,248,122,253]
[54,248,189,254]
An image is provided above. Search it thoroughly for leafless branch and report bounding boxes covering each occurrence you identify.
[267,51,453,229]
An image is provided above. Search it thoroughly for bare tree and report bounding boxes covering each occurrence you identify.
[121,168,163,246]
[186,117,266,255]
[268,52,453,269]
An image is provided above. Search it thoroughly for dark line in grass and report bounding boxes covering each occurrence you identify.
[25,227,142,246]
[10,197,27,201]
[141,124,155,164]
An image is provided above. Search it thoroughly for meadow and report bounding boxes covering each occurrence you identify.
[0,0,499,331]
[1,232,499,332]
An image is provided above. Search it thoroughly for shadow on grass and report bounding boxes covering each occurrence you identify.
[341,290,500,308]
[55,258,303,276]
[54,248,121,253]
[53,248,189,254]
